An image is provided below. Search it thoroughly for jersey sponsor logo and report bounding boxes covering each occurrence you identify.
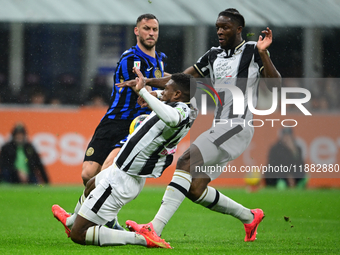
[134,61,141,69]
[86,147,94,156]
[215,62,232,78]
[160,147,177,155]
[147,67,153,71]
[216,75,232,79]
[234,49,243,55]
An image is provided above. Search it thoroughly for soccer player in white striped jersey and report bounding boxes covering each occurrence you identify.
[123,8,281,243]
[52,67,197,248]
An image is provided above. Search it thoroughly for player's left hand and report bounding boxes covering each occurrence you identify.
[257,27,272,52]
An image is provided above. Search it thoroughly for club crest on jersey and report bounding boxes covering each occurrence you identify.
[234,49,243,55]
[134,61,141,70]
[154,68,162,78]
[86,147,94,156]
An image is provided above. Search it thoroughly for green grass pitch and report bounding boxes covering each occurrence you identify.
[0,185,339,254]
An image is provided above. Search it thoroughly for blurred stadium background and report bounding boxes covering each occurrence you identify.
[0,0,339,187]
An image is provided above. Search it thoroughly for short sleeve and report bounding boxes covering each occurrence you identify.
[120,55,141,81]
[193,49,211,77]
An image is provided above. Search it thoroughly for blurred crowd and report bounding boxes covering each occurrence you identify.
[0,72,111,107]
[0,122,49,184]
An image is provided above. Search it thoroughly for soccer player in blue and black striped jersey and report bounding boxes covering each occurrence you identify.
[82,14,168,185]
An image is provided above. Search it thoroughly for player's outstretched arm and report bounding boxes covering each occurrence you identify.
[116,75,171,89]
[257,27,281,91]
[116,65,201,89]
[133,67,181,127]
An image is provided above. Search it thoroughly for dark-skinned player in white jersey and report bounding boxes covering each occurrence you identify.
[118,8,281,243]
[52,67,197,248]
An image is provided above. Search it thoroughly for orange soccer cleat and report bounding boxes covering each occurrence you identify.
[52,204,71,238]
[244,208,265,242]
[137,225,171,249]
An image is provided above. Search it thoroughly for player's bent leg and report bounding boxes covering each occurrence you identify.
[190,139,260,239]
[84,177,96,197]
[127,169,192,237]
[66,172,103,228]
[176,147,191,171]
[81,161,101,186]
[84,174,124,231]
[186,144,211,201]
[70,214,96,245]
[187,175,211,201]
[71,210,146,247]
[101,148,121,170]
[129,168,193,237]
[151,167,193,235]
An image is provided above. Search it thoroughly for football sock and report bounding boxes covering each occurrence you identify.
[66,191,86,227]
[195,186,253,224]
[152,170,192,236]
[85,226,146,246]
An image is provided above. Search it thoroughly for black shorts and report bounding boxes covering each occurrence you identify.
[84,117,132,165]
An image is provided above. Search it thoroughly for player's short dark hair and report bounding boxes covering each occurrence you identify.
[171,73,197,100]
[136,14,159,26]
[218,8,245,27]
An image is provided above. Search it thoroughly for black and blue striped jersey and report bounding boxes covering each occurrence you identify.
[103,44,167,121]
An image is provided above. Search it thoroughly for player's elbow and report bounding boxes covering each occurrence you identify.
[162,116,179,127]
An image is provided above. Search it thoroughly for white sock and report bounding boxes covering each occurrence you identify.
[66,191,86,227]
[195,186,253,224]
[85,226,146,246]
[152,170,192,236]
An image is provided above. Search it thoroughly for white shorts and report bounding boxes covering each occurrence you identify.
[192,123,254,181]
[78,164,146,225]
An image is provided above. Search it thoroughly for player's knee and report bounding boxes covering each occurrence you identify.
[70,227,86,245]
[81,173,90,186]
[84,177,96,197]
[187,178,209,201]
[82,162,100,186]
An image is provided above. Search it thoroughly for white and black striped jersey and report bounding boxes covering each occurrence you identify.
[115,101,196,178]
[194,40,264,121]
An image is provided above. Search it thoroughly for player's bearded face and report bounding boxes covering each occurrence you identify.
[136,19,159,50]
[139,34,158,50]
